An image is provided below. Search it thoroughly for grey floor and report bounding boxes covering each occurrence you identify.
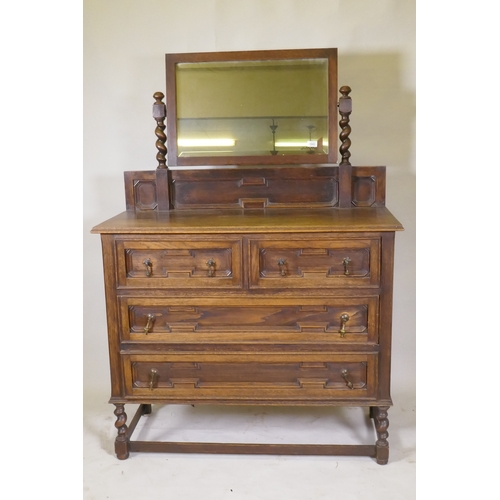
[83,389,415,499]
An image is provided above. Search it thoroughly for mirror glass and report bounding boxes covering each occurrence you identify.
[175,58,329,158]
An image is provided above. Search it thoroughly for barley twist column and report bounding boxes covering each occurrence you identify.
[153,92,167,169]
[373,406,390,465]
[113,404,129,460]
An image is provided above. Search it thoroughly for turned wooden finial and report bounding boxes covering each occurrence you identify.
[338,86,352,166]
[152,92,167,169]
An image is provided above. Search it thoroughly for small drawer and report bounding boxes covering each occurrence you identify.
[115,237,242,289]
[123,353,378,402]
[118,296,379,344]
[249,237,381,289]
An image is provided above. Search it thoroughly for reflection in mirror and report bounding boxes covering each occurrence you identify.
[175,59,328,158]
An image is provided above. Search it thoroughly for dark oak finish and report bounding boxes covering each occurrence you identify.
[152,92,167,169]
[93,209,402,463]
[338,86,352,166]
[92,48,403,464]
[338,86,353,207]
[124,166,387,212]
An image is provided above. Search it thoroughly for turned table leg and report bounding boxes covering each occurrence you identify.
[372,406,390,464]
[113,404,130,460]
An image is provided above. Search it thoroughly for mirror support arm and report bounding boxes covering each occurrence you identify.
[338,86,353,208]
[152,92,167,169]
[153,92,171,211]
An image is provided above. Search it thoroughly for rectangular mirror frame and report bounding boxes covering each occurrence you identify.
[165,48,338,166]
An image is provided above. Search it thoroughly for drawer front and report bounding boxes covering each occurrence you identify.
[123,353,378,401]
[249,237,381,289]
[119,296,379,344]
[115,238,242,289]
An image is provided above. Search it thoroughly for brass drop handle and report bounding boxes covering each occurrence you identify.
[341,369,354,389]
[278,258,287,276]
[149,368,158,390]
[143,258,153,277]
[144,313,155,334]
[339,313,350,337]
[342,257,351,275]
[206,259,215,277]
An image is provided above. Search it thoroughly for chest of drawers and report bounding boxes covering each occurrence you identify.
[92,206,402,464]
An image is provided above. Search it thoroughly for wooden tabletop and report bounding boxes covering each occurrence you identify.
[92,207,403,235]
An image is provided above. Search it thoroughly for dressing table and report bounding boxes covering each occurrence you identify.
[91,48,403,464]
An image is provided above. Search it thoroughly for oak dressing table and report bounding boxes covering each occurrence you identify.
[92,48,403,464]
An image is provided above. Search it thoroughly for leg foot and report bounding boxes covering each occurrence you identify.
[113,404,130,460]
[142,404,152,415]
[373,406,390,465]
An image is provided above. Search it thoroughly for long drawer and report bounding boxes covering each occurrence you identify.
[115,237,243,289]
[122,353,378,402]
[118,296,380,344]
[249,236,381,289]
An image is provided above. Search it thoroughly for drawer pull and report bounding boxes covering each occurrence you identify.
[342,257,351,275]
[144,314,155,334]
[341,369,354,389]
[339,313,350,337]
[149,368,158,390]
[206,259,215,277]
[278,258,287,276]
[143,258,153,277]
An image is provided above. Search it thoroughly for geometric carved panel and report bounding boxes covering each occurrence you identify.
[351,166,386,207]
[249,237,381,289]
[352,175,377,207]
[127,303,370,336]
[170,166,339,209]
[124,247,233,279]
[258,247,371,278]
[133,180,157,211]
[131,360,368,390]
[124,170,158,211]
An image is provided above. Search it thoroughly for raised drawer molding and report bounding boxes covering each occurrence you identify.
[91,48,403,465]
[249,236,381,288]
[120,297,379,344]
[116,237,242,288]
